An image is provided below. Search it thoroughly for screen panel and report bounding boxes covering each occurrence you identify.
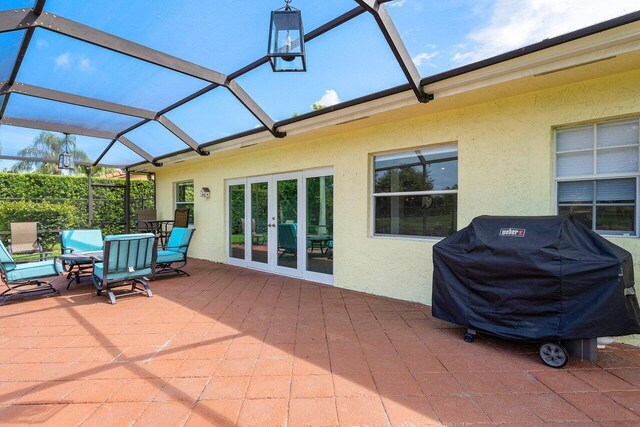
[0,31,26,81]
[44,0,357,74]
[124,120,190,158]
[0,124,111,161]
[0,0,35,11]
[98,140,144,167]
[164,87,261,144]
[386,0,640,77]
[16,29,210,111]
[235,14,405,121]
[4,94,141,133]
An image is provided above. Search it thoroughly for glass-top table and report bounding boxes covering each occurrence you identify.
[59,251,103,289]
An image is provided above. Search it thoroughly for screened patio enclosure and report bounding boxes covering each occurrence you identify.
[1,1,639,173]
[0,0,436,171]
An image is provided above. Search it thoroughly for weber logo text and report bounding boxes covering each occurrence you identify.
[499,228,526,237]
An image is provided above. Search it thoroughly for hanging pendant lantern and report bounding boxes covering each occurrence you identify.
[58,133,75,170]
[268,0,306,72]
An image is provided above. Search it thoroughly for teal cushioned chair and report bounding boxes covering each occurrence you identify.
[91,233,156,304]
[0,240,61,305]
[61,229,103,254]
[278,223,297,257]
[60,229,104,288]
[155,227,195,278]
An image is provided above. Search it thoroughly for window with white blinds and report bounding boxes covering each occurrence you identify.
[556,118,639,236]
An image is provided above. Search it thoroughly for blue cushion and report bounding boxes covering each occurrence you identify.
[93,262,151,281]
[0,240,16,272]
[156,250,184,264]
[101,233,155,279]
[6,260,62,282]
[166,228,194,254]
[61,229,103,253]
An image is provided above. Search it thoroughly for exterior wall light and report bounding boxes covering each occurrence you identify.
[268,0,306,72]
[200,187,211,198]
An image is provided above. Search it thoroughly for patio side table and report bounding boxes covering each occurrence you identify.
[60,251,103,289]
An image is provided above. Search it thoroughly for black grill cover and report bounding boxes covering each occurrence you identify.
[432,216,640,341]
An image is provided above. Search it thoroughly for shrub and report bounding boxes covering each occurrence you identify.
[0,200,83,250]
[0,172,155,237]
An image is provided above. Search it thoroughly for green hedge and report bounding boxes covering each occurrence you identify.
[0,200,82,249]
[0,173,154,201]
[0,172,155,247]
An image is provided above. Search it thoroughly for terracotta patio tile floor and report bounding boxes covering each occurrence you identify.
[1,259,640,426]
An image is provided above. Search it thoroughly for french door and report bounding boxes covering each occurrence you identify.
[227,169,333,284]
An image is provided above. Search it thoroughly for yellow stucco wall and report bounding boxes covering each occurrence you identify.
[155,69,640,305]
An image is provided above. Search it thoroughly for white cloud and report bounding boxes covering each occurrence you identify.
[388,0,408,7]
[79,58,96,72]
[451,0,640,64]
[412,51,439,67]
[35,39,48,48]
[313,90,340,108]
[54,52,71,69]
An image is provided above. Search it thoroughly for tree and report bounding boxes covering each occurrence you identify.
[11,131,92,175]
[311,103,326,111]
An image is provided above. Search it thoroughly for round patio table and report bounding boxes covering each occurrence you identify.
[308,234,332,255]
[60,251,103,289]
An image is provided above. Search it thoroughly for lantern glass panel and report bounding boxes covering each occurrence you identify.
[268,9,305,72]
[58,152,74,169]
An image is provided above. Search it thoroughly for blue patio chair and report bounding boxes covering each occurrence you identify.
[278,223,297,257]
[60,229,103,254]
[60,229,104,288]
[155,227,195,278]
[0,240,61,306]
[91,233,156,305]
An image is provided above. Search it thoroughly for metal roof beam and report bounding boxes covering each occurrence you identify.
[225,81,285,138]
[0,117,117,139]
[91,138,117,167]
[157,115,208,154]
[117,136,159,166]
[30,12,228,85]
[33,0,47,16]
[7,82,157,119]
[0,9,31,33]
[354,0,431,103]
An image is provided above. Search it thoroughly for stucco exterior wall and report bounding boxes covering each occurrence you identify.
[155,69,640,305]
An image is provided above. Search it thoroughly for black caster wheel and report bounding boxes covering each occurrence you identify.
[538,342,569,368]
[464,333,474,343]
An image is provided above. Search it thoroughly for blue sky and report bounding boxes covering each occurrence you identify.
[1,0,639,168]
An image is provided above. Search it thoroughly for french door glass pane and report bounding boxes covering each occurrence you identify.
[229,184,245,260]
[277,179,298,270]
[251,182,268,264]
[307,176,333,275]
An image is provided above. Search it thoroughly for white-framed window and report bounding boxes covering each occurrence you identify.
[555,118,639,236]
[372,144,458,238]
[175,180,195,224]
